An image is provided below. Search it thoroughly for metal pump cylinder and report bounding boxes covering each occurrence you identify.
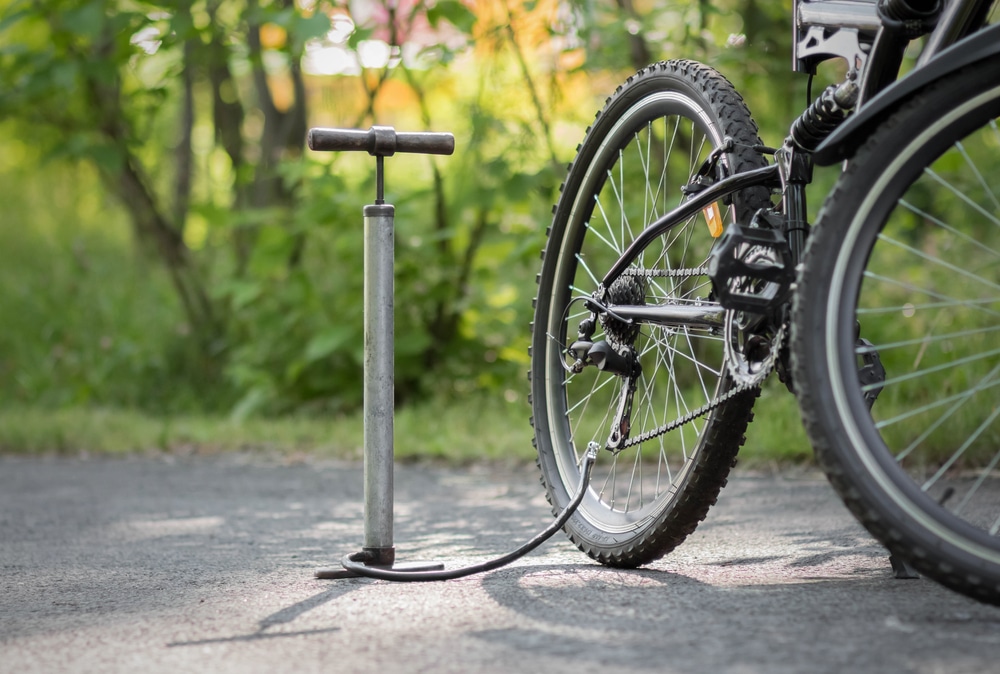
[363,203,396,560]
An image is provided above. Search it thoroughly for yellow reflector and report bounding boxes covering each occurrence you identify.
[703,202,723,238]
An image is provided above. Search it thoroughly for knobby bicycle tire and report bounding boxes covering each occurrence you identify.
[793,61,1000,604]
[530,60,770,567]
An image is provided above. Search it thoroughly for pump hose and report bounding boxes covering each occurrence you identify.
[340,445,599,582]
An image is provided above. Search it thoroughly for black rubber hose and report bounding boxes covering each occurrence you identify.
[339,445,598,582]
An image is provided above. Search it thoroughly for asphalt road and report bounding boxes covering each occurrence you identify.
[2,453,999,674]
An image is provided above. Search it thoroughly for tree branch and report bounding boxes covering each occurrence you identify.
[614,0,653,69]
[174,38,195,227]
[502,0,560,171]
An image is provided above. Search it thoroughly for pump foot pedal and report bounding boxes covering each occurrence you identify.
[316,560,445,580]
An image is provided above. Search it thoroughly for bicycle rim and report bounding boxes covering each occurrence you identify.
[533,62,764,565]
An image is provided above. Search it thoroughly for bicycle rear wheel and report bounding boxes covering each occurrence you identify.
[794,62,1000,603]
[531,60,770,567]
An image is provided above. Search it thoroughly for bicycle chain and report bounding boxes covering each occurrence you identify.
[619,375,763,449]
[612,265,773,450]
[622,266,709,279]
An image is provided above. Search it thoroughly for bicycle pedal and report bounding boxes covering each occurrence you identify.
[707,214,794,313]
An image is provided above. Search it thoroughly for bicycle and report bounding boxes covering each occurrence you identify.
[529,0,1000,604]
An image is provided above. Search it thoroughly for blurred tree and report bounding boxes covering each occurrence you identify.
[0,0,798,415]
[0,0,329,345]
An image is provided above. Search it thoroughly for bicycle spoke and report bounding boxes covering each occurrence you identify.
[875,233,1000,295]
[571,259,602,290]
[923,166,1000,231]
[890,362,1000,463]
[858,324,1000,355]
[877,377,1000,434]
[899,199,1000,260]
[862,272,1000,320]
[921,405,1000,493]
[954,141,1000,214]
[584,220,622,255]
[593,190,622,254]
[953,449,1000,517]
[858,296,1000,316]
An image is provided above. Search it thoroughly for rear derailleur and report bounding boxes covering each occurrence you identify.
[566,315,642,454]
[565,272,647,453]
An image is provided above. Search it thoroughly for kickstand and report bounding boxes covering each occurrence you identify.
[889,553,920,579]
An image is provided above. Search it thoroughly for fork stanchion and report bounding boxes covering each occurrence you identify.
[311,126,453,580]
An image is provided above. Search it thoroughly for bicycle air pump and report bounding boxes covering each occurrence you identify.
[307,126,594,582]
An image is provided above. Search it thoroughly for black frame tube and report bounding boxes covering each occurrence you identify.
[600,164,780,290]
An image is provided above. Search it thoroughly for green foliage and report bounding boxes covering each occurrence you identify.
[7,0,985,471]
[0,0,806,446]
[426,0,476,34]
[0,141,227,411]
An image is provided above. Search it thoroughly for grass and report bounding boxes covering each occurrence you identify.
[0,395,544,464]
[0,383,818,469]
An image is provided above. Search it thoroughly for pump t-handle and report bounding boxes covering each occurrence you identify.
[308,125,455,157]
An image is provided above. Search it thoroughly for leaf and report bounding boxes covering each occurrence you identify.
[290,12,331,45]
[61,1,105,41]
[88,143,124,174]
[230,386,272,422]
[167,10,199,42]
[303,326,354,363]
[346,25,375,50]
[427,0,476,34]
[49,60,80,91]
[229,281,264,310]
[395,331,431,357]
[0,3,30,34]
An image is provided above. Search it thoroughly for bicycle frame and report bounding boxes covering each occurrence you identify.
[599,164,780,289]
[531,0,1000,598]
[592,0,997,322]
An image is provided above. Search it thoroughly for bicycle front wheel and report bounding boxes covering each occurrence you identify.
[531,60,770,567]
[794,63,1000,603]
